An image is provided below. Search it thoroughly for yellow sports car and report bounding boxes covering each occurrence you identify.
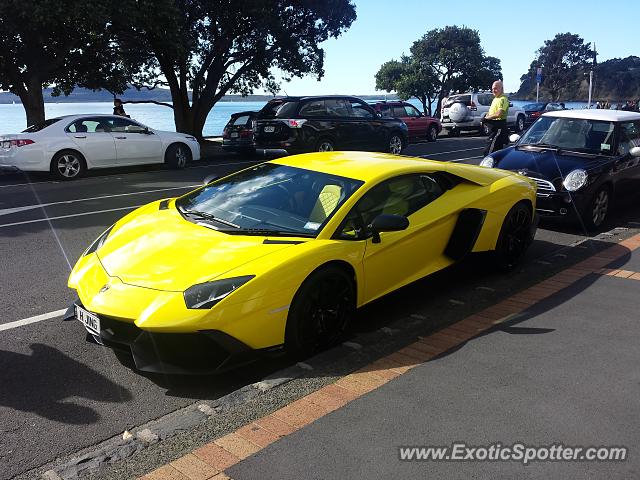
[66,151,537,374]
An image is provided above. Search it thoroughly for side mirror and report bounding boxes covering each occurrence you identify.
[630,146,640,157]
[375,112,383,118]
[144,127,151,135]
[368,214,409,244]
[509,102,514,107]
[509,134,521,143]
[202,174,218,185]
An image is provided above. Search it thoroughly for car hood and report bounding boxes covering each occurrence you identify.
[493,146,612,180]
[96,204,298,291]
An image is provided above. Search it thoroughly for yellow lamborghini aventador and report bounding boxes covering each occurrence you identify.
[66,151,537,373]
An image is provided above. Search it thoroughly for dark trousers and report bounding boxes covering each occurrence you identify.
[483,119,509,156]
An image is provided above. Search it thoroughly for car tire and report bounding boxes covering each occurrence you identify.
[447,127,460,137]
[285,266,356,360]
[388,133,404,155]
[316,138,335,152]
[515,115,525,133]
[50,150,87,180]
[165,143,191,169]
[492,202,534,271]
[427,125,438,142]
[582,185,610,231]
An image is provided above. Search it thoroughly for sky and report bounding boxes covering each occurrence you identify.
[267,0,640,96]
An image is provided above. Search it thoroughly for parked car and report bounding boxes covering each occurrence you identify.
[480,109,640,230]
[66,150,536,373]
[370,101,441,142]
[222,111,258,154]
[441,92,526,136]
[0,114,200,180]
[521,102,566,128]
[253,96,408,155]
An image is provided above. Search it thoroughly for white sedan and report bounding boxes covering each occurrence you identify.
[0,114,201,180]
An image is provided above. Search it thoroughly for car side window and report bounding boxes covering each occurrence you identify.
[325,98,351,117]
[349,100,374,119]
[299,100,328,117]
[67,118,110,133]
[108,117,146,133]
[617,121,640,156]
[379,105,393,118]
[392,106,407,117]
[404,105,421,117]
[335,174,444,240]
[477,94,492,106]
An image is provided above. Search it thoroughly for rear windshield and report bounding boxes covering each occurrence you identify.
[22,118,62,133]
[259,100,299,118]
[443,95,471,107]
[523,103,545,111]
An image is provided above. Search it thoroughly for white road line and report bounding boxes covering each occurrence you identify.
[0,185,200,217]
[418,147,484,157]
[0,160,260,188]
[0,309,67,332]
[0,205,143,228]
[449,156,482,163]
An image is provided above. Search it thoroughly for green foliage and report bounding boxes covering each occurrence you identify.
[375,26,501,116]
[516,33,594,100]
[593,56,640,100]
[113,0,357,137]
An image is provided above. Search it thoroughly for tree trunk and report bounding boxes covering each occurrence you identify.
[17,82,45,128]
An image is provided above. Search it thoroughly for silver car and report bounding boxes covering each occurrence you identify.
[441,92,526,136]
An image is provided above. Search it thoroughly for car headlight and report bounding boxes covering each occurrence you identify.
[480,156,495,168]
[83,225,114,256]
[562,169,588,191]
[184,275,255,309]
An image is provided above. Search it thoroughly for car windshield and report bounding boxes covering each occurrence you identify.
[175,163,364,237]
[518,116,616,155]
[21,118,62,132]
[522,103,545,111]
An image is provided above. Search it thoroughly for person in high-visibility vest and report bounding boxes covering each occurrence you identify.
[482,80,510,155]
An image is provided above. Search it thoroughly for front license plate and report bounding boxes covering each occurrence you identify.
[75,305,100,336]
[264,126,275,133]
[230,132,239,138]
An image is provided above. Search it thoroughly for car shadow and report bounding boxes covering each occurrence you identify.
[0,343,132,424]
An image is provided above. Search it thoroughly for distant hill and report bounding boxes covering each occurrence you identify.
[0,88,397,104]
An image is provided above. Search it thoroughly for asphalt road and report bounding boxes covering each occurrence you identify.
[1,135,638,480]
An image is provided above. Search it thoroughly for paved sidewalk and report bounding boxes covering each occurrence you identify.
[142,235,640,480]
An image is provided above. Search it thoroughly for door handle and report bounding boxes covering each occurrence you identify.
[114,136,126,139]
[74,135,86,139]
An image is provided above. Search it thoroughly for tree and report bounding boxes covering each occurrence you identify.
[516,33,594,101]
[375,57,439,115]
[0,0,133,128]
[385,26,500,117]
[114,0,356,139]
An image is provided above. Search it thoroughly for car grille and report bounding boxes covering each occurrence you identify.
[530,177,556,193]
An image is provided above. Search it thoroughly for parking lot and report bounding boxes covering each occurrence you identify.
[2,135,639,480]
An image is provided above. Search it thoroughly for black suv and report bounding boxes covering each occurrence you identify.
[253,96,408,155]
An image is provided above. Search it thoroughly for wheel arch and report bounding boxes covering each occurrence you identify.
[50,148,88,171]
[164,141,191,162]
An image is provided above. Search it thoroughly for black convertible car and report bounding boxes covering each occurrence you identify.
[480,110,640,230]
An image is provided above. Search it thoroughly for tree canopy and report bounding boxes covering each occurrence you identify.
[112,0,357,138]
[375,26,502,116]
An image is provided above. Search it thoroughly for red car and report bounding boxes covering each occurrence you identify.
[371,101,441,142]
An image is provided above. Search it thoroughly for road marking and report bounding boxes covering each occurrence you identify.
[449,156,482,163]
[418,147,484,157]
[0,205,143,228]
[0,160,260,188]
[0,185,200,217]
[0,309,67,332]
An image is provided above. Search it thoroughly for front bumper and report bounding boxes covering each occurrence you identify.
[535,191,589,219]
[64,301,258,374]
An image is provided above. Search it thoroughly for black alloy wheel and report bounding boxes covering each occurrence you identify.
[166,143,191,169]
[51,150,86,180]
[493,202,534,271]
[316,138,335,152]
[583,186,610,231]
[427,125,438,142]
[515,115,525,133]
[285,266,356,359]
[388,134,404,155]
[447,127,460,137]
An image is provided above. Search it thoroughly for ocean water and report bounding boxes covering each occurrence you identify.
[0,99,591,136]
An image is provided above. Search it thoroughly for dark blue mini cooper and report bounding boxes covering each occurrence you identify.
[480,110,640,230]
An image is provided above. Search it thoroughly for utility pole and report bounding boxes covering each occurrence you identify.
[588,42,597,108]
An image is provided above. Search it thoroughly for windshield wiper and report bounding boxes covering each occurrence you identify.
[232,228,313,237]
[179,208,240,228]
[518,142,559,151]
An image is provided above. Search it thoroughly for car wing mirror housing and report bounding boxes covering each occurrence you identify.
[509,134,521,143]
[368,214,409,243]
[629,146,640,157]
